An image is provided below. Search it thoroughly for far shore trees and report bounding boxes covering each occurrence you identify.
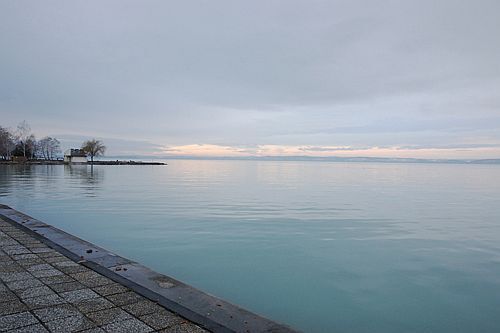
[39,137,61,160]
[1,122,62,161]
[16,120,32,158]
[81,139,106,164]
[0,126,15,160]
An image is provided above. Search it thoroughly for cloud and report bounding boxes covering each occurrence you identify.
[1,0,499,158]
[160,143,500,159]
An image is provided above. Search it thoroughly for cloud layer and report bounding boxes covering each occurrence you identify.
[1,0,499,158]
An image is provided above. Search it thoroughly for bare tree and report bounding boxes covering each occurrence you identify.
[0,126,15,160]
[49,138,61,160]
[27,134,37,159]
[16,121,32,158]
[38,137,49,160]
[39,137,61,160]
[81,139,106,164]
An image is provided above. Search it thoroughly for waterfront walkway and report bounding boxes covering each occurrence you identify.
[0,217,207,332]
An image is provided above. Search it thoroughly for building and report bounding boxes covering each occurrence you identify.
[64,149,87,164]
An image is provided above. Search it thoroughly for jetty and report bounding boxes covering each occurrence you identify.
[0,160,166,165]
[0,205,298,333]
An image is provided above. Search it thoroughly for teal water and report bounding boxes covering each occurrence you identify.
[1,160,500,332]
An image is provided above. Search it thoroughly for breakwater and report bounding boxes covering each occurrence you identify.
[0,160,166,165]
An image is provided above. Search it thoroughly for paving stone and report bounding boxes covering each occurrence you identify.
[6,323,49,332]
[16,258,46,267]
[0,272,33,283]
[0,298,27,315]
[106,291,145,307]
[0,311,39,330]
[92,283,128,297]
[79,329,105,333]
[17,239,44,245]
[43,256,69,264]
[16,286,55,300]
[0,257,13,264]
[30,269,63,279]
[23,294,66,310]
[6,278,44,291]
[0,290,19,303]
[157,323,208,333]
[2,241,26,246]
[36,252,61,259]
[0,255,12,262]
[69,272,111,288]
[139,310,184,330]
[39,275,75,286]
[0,263,24,273]
[26,264,55,273]
[4,232,27,237]
[49,281,86,294]
[73,297,114,314]
[0,260,14,273]
[0,261,15,269]
[16,237,41,243]
[121,300,164,317]
[3,246,31,256]
[85,307,133,325]
[0,239,18,247]
[26,244,49,250]
[29,248,55,254]
[54,265,88,275]
[100,318,153,333]
[59,289,100,303]
[44,314,96,332]
[0,238,16,244]
[51,261,78,268]
[33,304,81,322]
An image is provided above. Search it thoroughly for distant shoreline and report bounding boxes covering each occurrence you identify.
[98,155,500,165]
[2,156,500,165]
[0,160,166,165]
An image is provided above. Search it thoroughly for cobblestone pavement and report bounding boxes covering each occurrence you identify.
[0,217,208,333]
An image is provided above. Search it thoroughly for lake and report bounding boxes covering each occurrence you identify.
[1,160,500,332]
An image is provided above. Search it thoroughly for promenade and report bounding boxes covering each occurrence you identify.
[0,216,206,332]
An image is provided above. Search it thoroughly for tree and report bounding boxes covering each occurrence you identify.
[16,121,32,158]
[0,126,15,160]
[39,137,61,160]
[26,134,37,159]
[81,139,106,164]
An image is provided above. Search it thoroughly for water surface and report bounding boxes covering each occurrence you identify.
[1,160,500,332]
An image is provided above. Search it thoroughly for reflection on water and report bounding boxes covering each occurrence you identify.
[0,164,103,198]
[64,165,103,197]
[1,160,500,333]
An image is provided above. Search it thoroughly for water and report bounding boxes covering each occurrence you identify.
[1,160,500,332]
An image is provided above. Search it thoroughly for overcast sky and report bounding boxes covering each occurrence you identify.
[1,0,499,158]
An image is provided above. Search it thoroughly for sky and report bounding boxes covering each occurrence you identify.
[1,0,499,159]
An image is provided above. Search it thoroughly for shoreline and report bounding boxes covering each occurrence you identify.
[0,160,166,165]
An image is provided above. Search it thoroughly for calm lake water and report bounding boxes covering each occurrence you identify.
[1,160,500,332]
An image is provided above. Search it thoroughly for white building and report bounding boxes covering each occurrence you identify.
[64,149,88,164]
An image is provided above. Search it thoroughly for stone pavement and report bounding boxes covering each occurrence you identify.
[0,217,208,333]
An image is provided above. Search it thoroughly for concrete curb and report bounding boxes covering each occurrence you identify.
[0,204,299,333]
